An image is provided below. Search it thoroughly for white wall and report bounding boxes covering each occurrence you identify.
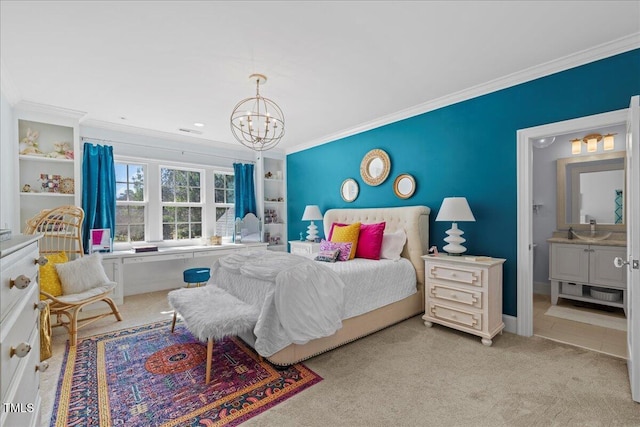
[0,92,15,230]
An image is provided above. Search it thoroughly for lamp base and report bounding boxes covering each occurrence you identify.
[442,222,467,255]
[306,221,319,241]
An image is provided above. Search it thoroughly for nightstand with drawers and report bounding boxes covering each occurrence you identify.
[289,241,321,259]
[421,254,506,346]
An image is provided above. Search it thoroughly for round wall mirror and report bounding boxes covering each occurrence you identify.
[340,178,359,202]
[393,174,416,199]
[360,149,391,186]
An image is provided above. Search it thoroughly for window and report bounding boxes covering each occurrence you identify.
[161,167,202,240]
[214,172,235,237]
[115,163,146,242]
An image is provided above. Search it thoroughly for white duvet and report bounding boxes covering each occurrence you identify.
[212,250,416,357]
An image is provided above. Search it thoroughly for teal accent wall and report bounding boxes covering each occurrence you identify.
[287,49,640,317]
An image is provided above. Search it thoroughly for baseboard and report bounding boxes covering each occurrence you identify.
[503,314,517,334]
[533,281,551,296]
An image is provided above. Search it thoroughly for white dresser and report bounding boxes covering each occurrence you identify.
[422,254,506,346]
[1,235,46,427]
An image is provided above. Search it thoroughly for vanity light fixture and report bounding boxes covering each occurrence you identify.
[571,133,617,154]
[435,197,476,255]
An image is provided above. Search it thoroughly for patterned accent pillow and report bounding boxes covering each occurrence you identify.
[319,239,353,262]
[39,252,68,300]
[314,249,341,263]
[329,222,361,260]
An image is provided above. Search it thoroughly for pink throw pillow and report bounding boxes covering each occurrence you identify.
[319,239,353,262]
[328,222,386,260]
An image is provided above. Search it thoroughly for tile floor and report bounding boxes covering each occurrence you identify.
[533,293,627,359]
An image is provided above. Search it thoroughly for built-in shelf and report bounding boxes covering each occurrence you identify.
[19,155,74,163]
[264,200,285,204]
[20,192,74,197]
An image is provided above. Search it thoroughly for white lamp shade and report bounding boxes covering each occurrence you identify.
[435,197,476,222]
[301,205,323,221]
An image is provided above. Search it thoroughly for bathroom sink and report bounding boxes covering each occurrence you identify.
[571,230,612,242]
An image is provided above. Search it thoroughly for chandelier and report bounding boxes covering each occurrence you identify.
[230,73,285,151]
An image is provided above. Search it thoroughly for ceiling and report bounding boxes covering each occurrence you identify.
[1,1,639,153]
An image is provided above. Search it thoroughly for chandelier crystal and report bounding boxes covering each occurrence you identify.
[230,73,285,151]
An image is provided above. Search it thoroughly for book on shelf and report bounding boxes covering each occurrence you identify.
[134,245,159,253]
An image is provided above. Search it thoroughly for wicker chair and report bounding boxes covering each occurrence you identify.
[25,205,122,346]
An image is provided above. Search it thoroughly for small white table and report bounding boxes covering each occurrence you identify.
[289,241,321,259]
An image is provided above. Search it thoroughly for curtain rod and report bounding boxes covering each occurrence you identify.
[80,136,255,163]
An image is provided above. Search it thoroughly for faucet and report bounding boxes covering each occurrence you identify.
[590,219,596,236]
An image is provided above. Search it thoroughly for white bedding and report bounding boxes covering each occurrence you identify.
[212,250,416,357]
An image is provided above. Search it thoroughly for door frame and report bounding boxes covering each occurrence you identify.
[516,108,628,336]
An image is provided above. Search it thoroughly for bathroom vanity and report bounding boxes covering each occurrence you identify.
[548,235,627,313]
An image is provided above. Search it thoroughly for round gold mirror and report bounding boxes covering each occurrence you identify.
[360,149,390,186]
[393,174,416,199]
[340,178,359,202]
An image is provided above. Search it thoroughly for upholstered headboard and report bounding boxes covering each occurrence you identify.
[323,206,430,288]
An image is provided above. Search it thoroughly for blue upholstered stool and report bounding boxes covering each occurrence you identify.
[171,267,211,332]
[183,268,211,288]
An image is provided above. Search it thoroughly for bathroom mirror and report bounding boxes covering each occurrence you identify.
[340,178,359,202]
[556,151,625,231]
[393,174,415,199]
[360,149,390,186]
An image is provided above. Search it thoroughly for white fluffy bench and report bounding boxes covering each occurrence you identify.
[168,285,260,384]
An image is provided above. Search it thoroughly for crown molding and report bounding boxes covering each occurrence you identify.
[286,33,640,155]
[14,100,87,120]
[80,118,244,151]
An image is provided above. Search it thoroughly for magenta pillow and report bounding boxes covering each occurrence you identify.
[319,239,353,262]
[328,222,386,260]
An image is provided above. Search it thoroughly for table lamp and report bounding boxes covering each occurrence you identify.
[435,197,476,255]
[302,205,323,241]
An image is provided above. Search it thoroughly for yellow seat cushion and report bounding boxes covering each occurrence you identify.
[330,222,361,260]
[39,252,68,299]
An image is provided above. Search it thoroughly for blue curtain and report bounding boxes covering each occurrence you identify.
[233,163,257,218]
[82,143,116,252]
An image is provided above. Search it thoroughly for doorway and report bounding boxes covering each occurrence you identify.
[516,109,628,357]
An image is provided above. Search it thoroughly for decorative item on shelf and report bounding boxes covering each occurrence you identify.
[360,148,390,186]
[210,235,222,245]
[264,208,278,224]
[435,197,476,255]
[45,141,74,159]
[301,205,323,241]
[265,171,273,178]
[275,171,282,179]
[39,174,61,193]
[264,231,270,243]
[19,128,43,155]
[89,228,112,253]
[428,246,439,257]
[21,184,38,193]
[230,73,285,151]
[269,235,281,246]
[393,173,416,199]
[59,177,74,194]
[571,132,616,155]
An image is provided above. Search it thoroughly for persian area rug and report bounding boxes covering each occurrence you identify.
[545,305,626,331]
[50,320,322,426]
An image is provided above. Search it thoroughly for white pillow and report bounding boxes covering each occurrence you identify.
[55,253,110,295]
[380,229,407,261]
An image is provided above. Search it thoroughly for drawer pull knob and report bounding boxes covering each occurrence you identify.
[34,301,48,311]
[35,256,48,266]
[10,275,31,289]
[10,342,31,358]
[36,362,49,372]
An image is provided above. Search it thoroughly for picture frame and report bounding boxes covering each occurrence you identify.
[89,228,112,253]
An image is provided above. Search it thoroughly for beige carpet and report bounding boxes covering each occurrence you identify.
[545,305,627,332]
[41,290,640,427]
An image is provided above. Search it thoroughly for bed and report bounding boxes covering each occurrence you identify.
[214,205,430,365]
